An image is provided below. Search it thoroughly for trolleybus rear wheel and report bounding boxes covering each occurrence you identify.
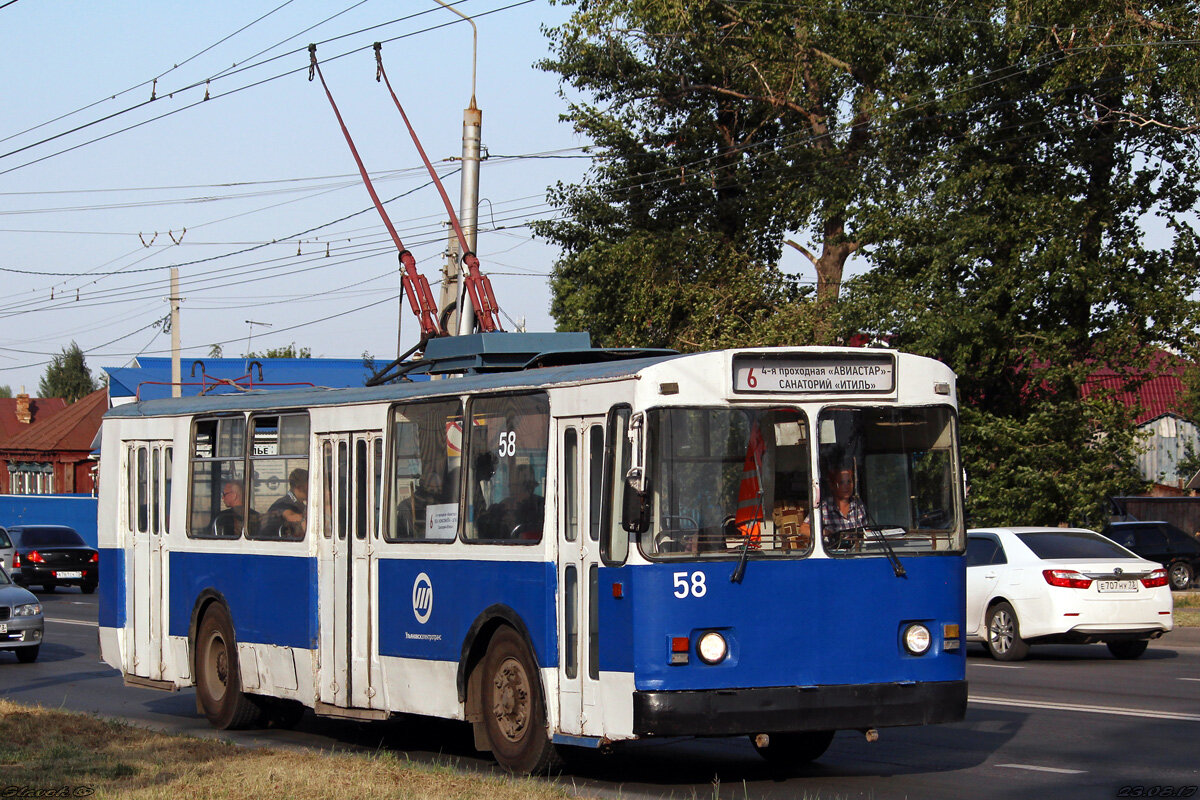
[195,604,262,729]
[752,730,835,764]
[480,627,561,775]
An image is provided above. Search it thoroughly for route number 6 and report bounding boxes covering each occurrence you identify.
[673,571,707,598]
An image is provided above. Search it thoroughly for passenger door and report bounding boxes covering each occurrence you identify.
[316,431,384,711]
[557,418,606,737]
[126,441,172,680]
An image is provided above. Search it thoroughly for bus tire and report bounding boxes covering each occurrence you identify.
[480,626,561,775]
[195,604,262,730]
[752,730,834,765]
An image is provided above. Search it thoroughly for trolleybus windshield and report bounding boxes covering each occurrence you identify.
[638,404,962,559]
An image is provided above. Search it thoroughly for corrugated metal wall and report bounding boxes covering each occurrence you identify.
[1137,415,1200,487]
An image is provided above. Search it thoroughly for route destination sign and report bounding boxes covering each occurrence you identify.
[733,355,895,393]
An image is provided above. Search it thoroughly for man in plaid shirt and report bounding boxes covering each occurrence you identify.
[820,467,868,549]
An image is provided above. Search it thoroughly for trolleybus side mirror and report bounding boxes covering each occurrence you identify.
[622,468,650,534]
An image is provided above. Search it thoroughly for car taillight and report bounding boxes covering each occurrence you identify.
[1140,569,1168,588]
[25,550,45,564]
[11,552,19,568]
[1043,569,1092,589]
[89,552,99,563]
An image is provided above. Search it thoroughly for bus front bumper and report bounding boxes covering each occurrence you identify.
[632,679,967,737]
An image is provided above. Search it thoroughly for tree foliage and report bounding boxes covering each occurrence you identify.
[537,0,951,346]
[540,1,1200,525]
[245,343,312,359]
[842,2,1200,523]
[39,342,97,403]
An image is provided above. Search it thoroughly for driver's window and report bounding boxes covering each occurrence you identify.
[464,393,550,543]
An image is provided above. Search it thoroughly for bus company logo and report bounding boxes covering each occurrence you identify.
[412,572,433,624]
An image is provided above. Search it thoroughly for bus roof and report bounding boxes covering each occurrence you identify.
[103,350,687,419]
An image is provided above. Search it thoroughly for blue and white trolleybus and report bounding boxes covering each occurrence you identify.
[98,334,967,773]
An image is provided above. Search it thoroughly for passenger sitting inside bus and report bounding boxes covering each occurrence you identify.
[478,463,544,539]
[211,481,259,538]
[264,468,308,539]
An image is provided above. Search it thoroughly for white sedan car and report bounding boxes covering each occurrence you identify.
[967,527,1173,661]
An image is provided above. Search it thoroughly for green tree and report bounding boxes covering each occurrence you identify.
[842,2,1200,524]
[39,342,98,403]
[540,1,1200,523]
[0,386,11,399]
[245,343,312,359]
[536,0,950,347]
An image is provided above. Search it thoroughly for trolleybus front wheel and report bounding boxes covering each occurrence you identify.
[195,603,262,729]
[751,730,835,765]
[480,626,562,775]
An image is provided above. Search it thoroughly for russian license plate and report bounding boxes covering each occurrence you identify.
[56,570,83,579]
[1097,579,1138,593]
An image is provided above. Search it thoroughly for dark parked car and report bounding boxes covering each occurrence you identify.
[7,525,98,594]
[1102,521,1200,591]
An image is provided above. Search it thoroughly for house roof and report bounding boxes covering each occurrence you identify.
[0,388,108,454]
[105,356,371,402]
[1082,350,1189,426]
[0,396,67,442]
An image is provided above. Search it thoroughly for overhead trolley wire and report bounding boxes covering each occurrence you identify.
[0,0,536,176]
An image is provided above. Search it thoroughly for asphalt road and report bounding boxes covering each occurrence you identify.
[5,589,1199,800]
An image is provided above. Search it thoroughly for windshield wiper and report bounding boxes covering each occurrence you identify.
[861,522,906,578]
[730,535,752,583]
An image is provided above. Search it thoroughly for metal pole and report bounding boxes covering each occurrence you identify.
[439,228,461,334]
[170,267,181,398]
[457,102,481,336]
[430,0,481,336]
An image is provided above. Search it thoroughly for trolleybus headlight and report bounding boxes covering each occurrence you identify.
[697,631,728,664]
[902,623,932,656]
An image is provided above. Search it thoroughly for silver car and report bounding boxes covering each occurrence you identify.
[0,566,43,663]
[0,527,13,572]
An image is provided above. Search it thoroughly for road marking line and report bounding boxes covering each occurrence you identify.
[45,617,98,627]
[1180,678,1200,682]
[997,764,1086,775]
[971,695,1200,722]
[970,663,1025,669]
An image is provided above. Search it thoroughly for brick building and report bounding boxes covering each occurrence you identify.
[0,388,106,495]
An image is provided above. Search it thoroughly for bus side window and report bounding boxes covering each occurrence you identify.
[247,413,310,541]
[464,393,549,543]
[601,406,632,564]
[188,417,247,539]
[385,399,463,542]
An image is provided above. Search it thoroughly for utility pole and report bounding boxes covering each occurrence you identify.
[432,0,481,337]
[457,100,481,336]
[438,230,461,334]
[170,267,181,398]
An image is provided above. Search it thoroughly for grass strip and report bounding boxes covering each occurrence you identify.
[0,698,582,800]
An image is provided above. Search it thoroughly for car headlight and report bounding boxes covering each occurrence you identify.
[697,631,728,664]
[903,623,932,656]
[13,602,42,617]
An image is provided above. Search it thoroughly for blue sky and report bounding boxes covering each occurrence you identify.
[0,0,589,393]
